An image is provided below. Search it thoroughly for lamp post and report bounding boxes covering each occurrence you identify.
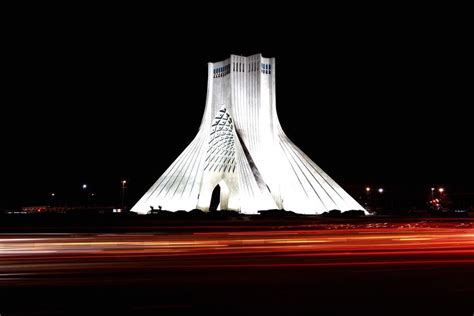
[82,184,88,207]
[365,187,371,211]
[50,192,56,209]
[121,180,127,210]
[438,187,445,210]
[377,188,384,213]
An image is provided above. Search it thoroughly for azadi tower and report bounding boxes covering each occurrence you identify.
[131,54,365,215]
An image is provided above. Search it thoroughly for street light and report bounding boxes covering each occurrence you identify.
[82,184,88,207]
[438,187,444,194]
[365,187,371,211]
[375,188,384,213]
[121,180,127,210]
[50,192,56,208]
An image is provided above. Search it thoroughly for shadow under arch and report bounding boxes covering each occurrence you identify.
[209,180,230,211]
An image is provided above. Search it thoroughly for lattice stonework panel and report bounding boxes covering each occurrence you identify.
[204,108,236,173]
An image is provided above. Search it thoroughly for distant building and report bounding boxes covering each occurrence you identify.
[21,206,48,213]
[20,206,119,214]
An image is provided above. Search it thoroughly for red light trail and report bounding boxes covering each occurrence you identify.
[1,220,473,315]
[1,221,473,284]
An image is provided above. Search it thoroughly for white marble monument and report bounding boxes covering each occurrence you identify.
[131,54,365,214]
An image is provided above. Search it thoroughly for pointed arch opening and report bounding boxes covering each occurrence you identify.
[209,180,230,211]
[209,185,221,211]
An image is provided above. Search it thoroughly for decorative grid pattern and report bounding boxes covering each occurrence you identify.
[213,64,230,78]
[261,63,272,74]
[204,108,236,173]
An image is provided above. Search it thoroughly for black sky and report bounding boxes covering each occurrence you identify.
[1,7,472,209]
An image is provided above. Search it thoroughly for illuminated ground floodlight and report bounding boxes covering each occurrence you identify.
[131,54,366,215]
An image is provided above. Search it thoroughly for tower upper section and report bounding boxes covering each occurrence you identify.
[200,54,278,146]
[210,54,273,78]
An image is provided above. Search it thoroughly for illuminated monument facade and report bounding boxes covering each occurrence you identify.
[131,54,365,215]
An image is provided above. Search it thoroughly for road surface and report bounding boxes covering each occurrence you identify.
[1,220,473,315]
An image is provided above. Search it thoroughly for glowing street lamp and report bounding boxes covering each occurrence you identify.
[49,192,56,208]
[121,180,127,210]
[438,187,444,194]
[364,187,371,211]
[378,188,384,194]
[81,184,89,207]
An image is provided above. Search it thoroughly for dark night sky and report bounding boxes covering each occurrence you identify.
[1,7,472,209]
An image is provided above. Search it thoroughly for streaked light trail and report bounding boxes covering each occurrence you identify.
[1,221,473,286]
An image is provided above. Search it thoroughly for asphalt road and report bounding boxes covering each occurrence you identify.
[1,221,473,315]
